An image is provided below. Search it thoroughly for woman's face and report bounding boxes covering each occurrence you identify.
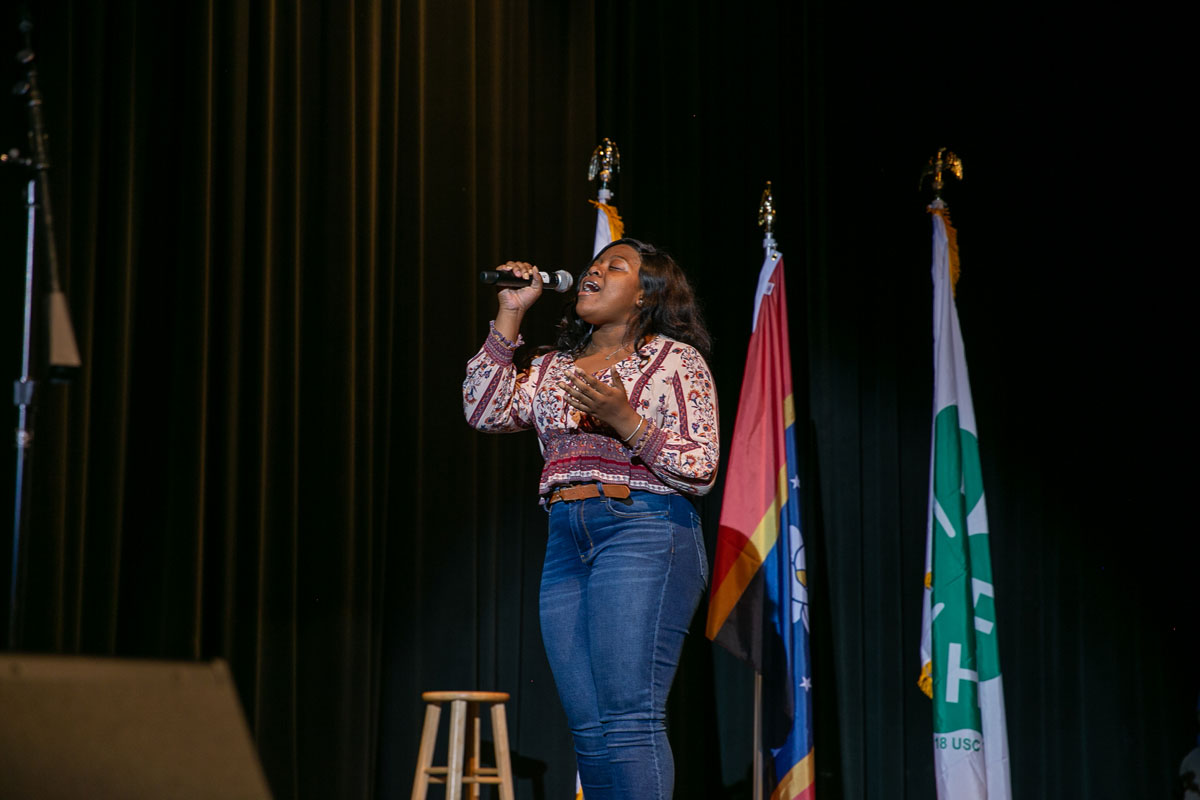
[575,243,644,326]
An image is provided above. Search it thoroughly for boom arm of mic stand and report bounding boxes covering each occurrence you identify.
[19,18,80,379]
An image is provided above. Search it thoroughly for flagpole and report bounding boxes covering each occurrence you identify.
[753,672,763,800]
[751,182,779,800]
[576,140,623,800]
[919,148,1013,800]
[710,181,814,800]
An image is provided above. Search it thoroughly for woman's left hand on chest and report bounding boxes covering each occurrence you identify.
[560,366,643,438]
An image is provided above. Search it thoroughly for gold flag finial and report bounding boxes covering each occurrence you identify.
[758,181,778,256]
[919,148,963,198]
[588,138,621,193]
[758,181,776,234]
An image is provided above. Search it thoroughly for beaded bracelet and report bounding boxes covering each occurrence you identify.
[628,419,652,454]
[488,320,523,349]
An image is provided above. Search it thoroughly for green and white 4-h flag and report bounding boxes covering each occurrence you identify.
[919,198,1012,799]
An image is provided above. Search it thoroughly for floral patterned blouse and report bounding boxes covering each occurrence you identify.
[464,322,719,498]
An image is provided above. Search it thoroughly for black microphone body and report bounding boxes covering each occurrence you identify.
[480,269,574,293]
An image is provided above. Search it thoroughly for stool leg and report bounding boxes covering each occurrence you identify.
[467,701,481,800]
[490,703,515,800]
[446,699,467,800]
[410,703,442,800]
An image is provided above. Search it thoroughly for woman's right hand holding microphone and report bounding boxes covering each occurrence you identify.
[494,261,542,342]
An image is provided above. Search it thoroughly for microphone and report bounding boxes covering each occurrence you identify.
[479,269,574,293]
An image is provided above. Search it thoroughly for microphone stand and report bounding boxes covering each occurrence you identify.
[1,14,81,650]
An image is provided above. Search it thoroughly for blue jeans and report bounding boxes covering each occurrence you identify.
[539,490,709,800]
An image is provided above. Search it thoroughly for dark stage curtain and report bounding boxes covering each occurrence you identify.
[2,0,601,797]
[1,1,1192,799]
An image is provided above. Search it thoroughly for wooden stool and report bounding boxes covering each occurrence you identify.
[411,691,515,800]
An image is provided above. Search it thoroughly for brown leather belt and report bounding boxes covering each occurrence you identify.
[547,483,631,505]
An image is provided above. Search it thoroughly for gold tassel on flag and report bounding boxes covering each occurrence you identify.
[588,199,624,242]
[919,660,934,699]
[928,205,961,294]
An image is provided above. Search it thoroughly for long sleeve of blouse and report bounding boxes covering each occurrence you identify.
[464,324,719,497]
[462,322,535,433]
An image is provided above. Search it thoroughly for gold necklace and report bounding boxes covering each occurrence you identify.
[589,341,632,361]
[583,335,634,361]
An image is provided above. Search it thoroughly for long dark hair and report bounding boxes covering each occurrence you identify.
[552,238,711,358]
